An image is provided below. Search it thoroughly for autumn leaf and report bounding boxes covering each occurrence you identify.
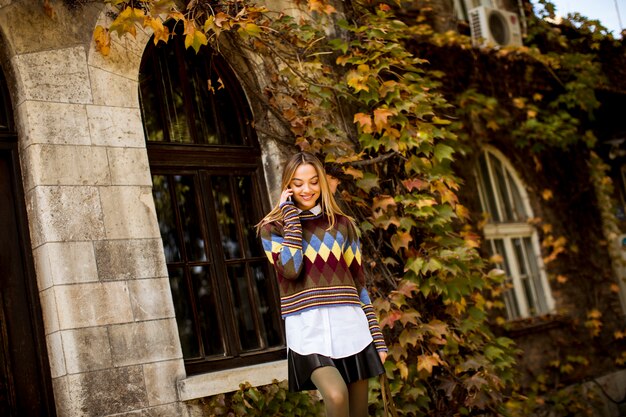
[353,113,373,133]
[144,17,170,45]
[184,24,208,53]
[373,108,396,132]
[343,166,363,179]
[372,195,396,213]
[391,231,413,252]
[541,189,553,201]
[93,25,111,56]
[379,309,402,329]
[402,177,428,191]
[308,0,337,14]
[109,7,146,38]
[417,353,443,374]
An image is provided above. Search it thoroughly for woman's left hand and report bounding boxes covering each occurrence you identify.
[378,351,388,364]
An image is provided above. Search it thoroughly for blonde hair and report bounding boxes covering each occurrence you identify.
[256,152,357,234]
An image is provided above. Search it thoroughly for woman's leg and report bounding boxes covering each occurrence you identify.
[347,379,369,417]
[310,366,349,417]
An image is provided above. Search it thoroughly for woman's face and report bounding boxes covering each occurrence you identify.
[289,163,320,211]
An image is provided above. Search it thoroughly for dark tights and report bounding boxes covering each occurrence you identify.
[310,366,369,417]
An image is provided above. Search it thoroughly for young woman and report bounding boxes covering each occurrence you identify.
[257,152,388,417]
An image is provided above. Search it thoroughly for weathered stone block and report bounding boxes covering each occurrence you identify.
[12,47,92,104]
[52,376,71,417]
[89,66,139,108]
[128,278,175,321]
[16,101,91,150]
[94,239,167,281]
[87,39,143,82]
[100,186,160,240]
[26,186,106,247]
[109,319,182,367]
[33,242,98,286]
[55,281,133,329]
[39,286,59,334]
[86,105,145,148]
[107,147,152,186]
[22,144,110,189]
[46,331,67,379]
[143,360,186,406]
[67,366,148,416]
[61,327,113,374]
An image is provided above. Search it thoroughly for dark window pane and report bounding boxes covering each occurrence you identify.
[152,175,181,262]
[139,67,166,142]
[507,170,527,221]
[478,154,500,222]
[236,176,263,258]
[192,266,226,357]
[212,176,242,259]
[490,155,514,222]
[173,175,207,262]
[228,264,261,351]
[168,267,200,358]
[252,262,282,347]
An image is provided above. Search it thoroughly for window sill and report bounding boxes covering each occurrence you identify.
[177,360,288,401]
[501,313,569,337]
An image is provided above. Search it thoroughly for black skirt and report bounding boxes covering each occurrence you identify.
[287,341,385,392]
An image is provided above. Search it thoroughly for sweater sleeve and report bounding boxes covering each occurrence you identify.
[345,235,388,353]
[260,202,304,280]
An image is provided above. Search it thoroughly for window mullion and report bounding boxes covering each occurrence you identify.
[485,153,505,222]
[502,237,530,317]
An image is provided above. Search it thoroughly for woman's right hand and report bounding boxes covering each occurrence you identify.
[280,188,293,205]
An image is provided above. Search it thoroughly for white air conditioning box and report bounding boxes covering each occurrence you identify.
[469,6,523,47]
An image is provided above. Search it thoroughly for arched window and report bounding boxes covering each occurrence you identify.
[476,148,554,319]
[139,38,285,374]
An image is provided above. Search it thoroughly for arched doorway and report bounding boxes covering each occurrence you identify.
[0,66,56,416]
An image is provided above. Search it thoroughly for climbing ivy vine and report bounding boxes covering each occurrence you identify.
[88,0,626,415]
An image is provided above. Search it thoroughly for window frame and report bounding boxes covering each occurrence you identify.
[476,147,555,320]
[139,39,286,375]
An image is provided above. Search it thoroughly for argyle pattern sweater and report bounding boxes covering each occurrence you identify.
[261,202,387,353]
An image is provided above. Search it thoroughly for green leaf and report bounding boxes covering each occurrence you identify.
[434,143,454,162]
[356,172,379,192]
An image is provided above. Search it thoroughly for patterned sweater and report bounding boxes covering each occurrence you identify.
[261,202,387,353]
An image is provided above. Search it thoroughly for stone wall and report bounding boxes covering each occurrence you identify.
[0,1,185,415]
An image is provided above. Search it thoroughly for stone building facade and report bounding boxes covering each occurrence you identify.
[1,1,626,417]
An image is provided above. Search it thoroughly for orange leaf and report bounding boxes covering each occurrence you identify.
[372,195,396,213]
[373,108,396,133]
[353,113,373,133]
[391,231,412,252]
[417,353,443,374]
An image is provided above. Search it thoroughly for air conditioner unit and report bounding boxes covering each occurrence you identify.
[469,6,523,47]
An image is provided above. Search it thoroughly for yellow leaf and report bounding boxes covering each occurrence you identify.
[541,189,553,201]
[397,360,409,379]
[144,17,170,45]
[556,274,568,283]
[184,25,208,53]
[93,25,111,56]
[346,70,369,93]
[587,309,602,319]
[610,283,620,293]
[110,7,146,38]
